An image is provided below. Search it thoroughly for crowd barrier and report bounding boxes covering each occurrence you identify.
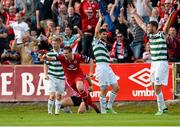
[0,63,174,102]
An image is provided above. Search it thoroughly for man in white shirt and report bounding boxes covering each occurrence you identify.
[10,13,30,44]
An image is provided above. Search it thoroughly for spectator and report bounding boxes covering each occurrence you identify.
[11,34,39,64]
[67,6,82,34]
[128,16,145,59]
[110,31,131,63]
[9,13,30,44]
[52,1,68,30]
[36,0,53,30]
[99,0,121,33]
[0,17,8,57]
[166,26,180,62]
[1,48,20,65]
[142,43,151,63]
[61,25,82,52]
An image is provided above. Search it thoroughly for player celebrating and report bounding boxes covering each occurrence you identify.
[128,4,169,115]
[44,35,65,115]
[92,12,119,114]
[43,46,100,113]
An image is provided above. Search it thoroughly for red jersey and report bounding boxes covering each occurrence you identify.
[56,54,90,85]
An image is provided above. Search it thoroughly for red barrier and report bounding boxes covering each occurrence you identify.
[0,64,173,101]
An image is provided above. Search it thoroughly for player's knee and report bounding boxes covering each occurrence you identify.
[112,84,119,93]
[49,95,55,100]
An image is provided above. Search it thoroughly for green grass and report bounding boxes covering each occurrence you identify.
[0,101,180,126]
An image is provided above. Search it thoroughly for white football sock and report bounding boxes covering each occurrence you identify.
[55,100,62,114]
[48,99,54,114]
[100,95,107,114]
[156,91,165,112]
[107,91,117,109]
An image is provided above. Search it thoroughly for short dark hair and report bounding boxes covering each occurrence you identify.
[148,21,158,29]
[99,28,107,34]
[64,46,72,53]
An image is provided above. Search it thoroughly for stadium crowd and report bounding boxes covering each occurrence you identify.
[0,0,180,65]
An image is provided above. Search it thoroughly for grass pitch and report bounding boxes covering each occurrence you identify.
[0,101,180,126]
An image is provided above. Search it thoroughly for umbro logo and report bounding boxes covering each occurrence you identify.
[128,68,151,88]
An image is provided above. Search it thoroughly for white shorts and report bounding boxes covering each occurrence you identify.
[150,61,169,86]
[95,64,117,89]
[47,75,65,95]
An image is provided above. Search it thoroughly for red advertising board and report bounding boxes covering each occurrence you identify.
[0,64,173,101]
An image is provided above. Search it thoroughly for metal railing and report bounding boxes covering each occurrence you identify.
[174,63,180,97]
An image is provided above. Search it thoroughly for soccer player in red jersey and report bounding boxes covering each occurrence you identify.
[43,46,100,113]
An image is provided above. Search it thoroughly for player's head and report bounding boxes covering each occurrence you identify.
[51,35,63,51]
[147,21,158,34]
[63,46,72,60]
[99,28,107,42]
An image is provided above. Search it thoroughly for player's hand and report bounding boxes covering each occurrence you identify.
[73,26,78,30]
[42,54,47,60]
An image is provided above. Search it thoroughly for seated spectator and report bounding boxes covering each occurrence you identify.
[142,43,151,63]
[1,48,20,65]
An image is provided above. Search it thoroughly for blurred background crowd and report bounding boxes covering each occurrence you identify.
[0,0,179,65]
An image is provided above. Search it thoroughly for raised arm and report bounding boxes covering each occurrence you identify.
[110,0,118,22]
[128,4,147,32]
[42,54,56,61]
[94,11,103,38]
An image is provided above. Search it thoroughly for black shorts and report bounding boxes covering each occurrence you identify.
[71,96,82,106]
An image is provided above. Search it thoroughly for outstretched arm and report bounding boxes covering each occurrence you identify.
[94,11,103,38]
[42,54,56,61]
[128,4,147,32]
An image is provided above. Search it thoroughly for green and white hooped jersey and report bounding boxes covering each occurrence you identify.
[45,51,65,80]
[149,32,168,61]
[92,38,110,64]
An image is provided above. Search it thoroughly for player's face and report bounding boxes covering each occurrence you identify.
[51,41,60,51]
[99,32,107,42]
[63,50,72,60]
[147,24,153,34]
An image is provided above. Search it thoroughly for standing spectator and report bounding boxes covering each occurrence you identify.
[36,0,53,30]
[129,5,169,115]
[166,26,180,62]
[92,12,119,114]
[11,35,38,64]
[9,13,30,44]
[0,17,8,58]
[128,16,145,60]
[110,32,130,63]
[99,0,121,33]
[44,35,65,115]
[110,3,128,38]
[67,6,82,34]
[61,25,82,52]
[80,6,98,57]
[135,0,149,23]
[51,1,68,30]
